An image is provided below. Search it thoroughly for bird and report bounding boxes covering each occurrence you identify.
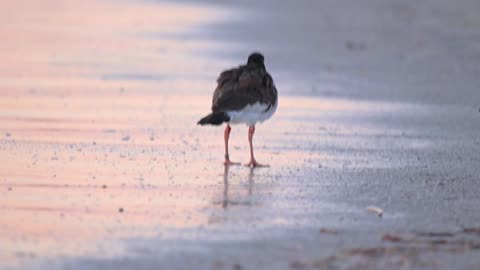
[198,52,278,167]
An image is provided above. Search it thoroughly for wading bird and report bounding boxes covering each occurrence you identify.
[198,52,278,167]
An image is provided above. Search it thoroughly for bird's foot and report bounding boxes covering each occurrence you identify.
[224,160,240,166]
[245,159,269,168]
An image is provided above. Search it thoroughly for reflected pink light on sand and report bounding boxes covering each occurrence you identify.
[0,0,232,95]
[0,89,427,267]
[0,0,236,267]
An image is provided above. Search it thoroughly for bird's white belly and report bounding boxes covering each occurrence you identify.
[227,102,277,126]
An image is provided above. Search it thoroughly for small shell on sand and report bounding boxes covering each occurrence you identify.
[366,206,383,217]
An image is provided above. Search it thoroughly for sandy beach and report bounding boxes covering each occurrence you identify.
[1,0,480,269]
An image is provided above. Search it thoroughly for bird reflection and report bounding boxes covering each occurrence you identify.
[247,166,254,196]
[221,165,255,209]
[222,165,229,209]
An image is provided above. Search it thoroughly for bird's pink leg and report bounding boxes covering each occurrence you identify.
[246,125,269,167]
[224,124,239,166]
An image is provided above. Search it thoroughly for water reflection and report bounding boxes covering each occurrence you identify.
[222,165,229,209]
[221,166,255,209]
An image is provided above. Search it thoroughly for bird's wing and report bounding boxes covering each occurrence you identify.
[212,65,275,112]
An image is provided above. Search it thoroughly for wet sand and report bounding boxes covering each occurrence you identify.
[1,0,480,270]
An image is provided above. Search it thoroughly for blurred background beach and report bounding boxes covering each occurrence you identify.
[1,0,480,269]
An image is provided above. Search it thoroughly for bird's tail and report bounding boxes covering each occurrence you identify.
[197,112,230,125]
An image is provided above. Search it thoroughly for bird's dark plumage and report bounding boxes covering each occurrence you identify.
[197,112,230,125]
[198,52,277,126]
[210,52,277,114]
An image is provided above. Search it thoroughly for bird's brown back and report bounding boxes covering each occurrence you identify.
[211,64,277,112]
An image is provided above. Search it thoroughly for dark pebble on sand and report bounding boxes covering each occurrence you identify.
[345,40,367,51]
[319,228,337,234]
[122,136,130,141]
[290,260,308,269]
[118,207,124,213]
[102,185,107,189]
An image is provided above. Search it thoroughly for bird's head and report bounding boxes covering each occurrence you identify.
[247,52,265,67]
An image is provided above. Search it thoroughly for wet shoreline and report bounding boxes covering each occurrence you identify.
[2,0,480,269]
